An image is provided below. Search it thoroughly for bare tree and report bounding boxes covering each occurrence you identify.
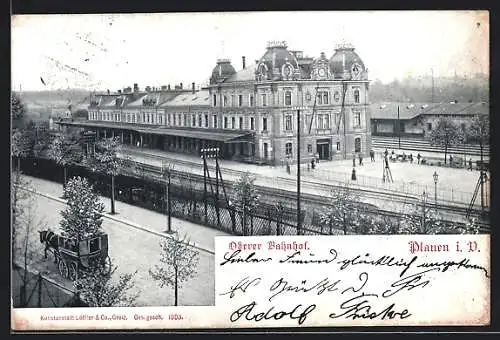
[429,117,464,165]
[11,179,48,307]
[73,259,139,307]
[88,137,122,214]
[149,233,200,306]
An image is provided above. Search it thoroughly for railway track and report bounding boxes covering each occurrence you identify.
[121,148,485,214]
[372,136,490,158]
[120,151,490,233]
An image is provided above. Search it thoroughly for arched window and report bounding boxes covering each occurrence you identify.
[284,91,292,106]
[354,137,361,153]
[354,89,360,103]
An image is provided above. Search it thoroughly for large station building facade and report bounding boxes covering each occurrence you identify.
[59,41,372,164]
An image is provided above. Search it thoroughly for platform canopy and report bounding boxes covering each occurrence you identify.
[56,120,255,143]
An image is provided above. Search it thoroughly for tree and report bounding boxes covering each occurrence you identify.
[232,172,260,235]
[429,118,464,165]
[73,259,139,307]
[149,233,200,306]
[467,114,489,165]
[11,129,32,177]
[59,176,105,241]
[399,195,446,234]
[89,137,122,214]
[47,130,83,190]
[11,178,48,307]
[319,186,361,235]
[11,93,26,130]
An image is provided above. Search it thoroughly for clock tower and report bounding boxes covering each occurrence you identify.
[311,52,331,80]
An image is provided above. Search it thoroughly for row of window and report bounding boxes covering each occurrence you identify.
[213,89,362,107]
[283,111,362,131]
[89,110,271,132]
[89,109,362,132]
[283,138,361,157]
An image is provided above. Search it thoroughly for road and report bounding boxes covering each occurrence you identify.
[17,177,218,307]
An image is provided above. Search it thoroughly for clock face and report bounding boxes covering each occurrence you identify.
[334,91,340,102]
[318,68,326,77]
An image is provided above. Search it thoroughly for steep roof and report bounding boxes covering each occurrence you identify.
[225,63,257,83]
[159,90,210,107]
[370,102,489,120]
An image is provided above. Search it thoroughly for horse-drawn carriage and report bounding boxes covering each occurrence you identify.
[39,230,111,281]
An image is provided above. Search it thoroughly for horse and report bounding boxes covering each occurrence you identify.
[39,229,59,263]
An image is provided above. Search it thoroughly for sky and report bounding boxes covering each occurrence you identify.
[11,11,489,92]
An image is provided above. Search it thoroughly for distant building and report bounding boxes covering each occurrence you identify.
[57,41,372,164]
[370,101,489,139]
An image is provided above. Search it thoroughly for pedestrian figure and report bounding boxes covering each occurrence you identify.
[370,149,375,162]
[391,150,395,156]
[384,149,389,157]
[352,153,356,168]
[351,168,357,181]
[449,155,453,166]
[311,158,316,170]
[417,153,421,164]
[359,153,363,166]
[469,158,473,171]
[409,153,413,163]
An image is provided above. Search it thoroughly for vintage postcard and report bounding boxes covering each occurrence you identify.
[11,10,490,330]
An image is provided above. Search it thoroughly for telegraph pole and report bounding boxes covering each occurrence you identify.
[431,68,435,103]
[297,108,301,235]
[397,105,401,149]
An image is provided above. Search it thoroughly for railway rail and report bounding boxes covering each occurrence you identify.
[120,151,490,233]
[372,136,490,158]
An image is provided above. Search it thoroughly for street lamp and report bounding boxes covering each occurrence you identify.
[433,171,439,207]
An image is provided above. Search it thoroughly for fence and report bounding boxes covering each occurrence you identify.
[12,262,86,308]
[293,165,477,206]
[17,156,486,236]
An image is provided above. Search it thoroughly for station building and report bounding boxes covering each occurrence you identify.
[58,41,372,165]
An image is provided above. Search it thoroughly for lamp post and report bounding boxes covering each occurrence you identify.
[162,161,174,234]
[433,171,439,208]
[292,106,307,235]
[421,191,428,233]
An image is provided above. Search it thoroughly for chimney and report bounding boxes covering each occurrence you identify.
[242,56,246,69]
[192,82,196,94]
[133,83,139,92]
[168,84,171,90]
[180,82,183,89]
[118,89,122,94]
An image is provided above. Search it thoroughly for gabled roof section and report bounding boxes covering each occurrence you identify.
[159,90,210,107]
[370,102,490,120]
